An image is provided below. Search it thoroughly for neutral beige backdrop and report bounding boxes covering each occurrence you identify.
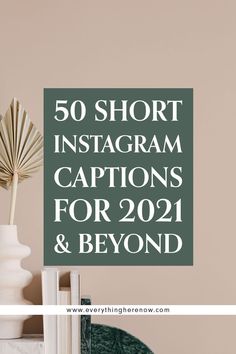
[1,1,236,353]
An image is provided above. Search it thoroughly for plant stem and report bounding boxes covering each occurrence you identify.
[9,172,18,225]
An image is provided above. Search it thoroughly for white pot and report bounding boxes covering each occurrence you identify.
[0,225,33,339]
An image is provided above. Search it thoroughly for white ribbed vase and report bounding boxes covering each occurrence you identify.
[0,225,32,339]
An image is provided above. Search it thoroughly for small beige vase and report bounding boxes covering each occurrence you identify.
[0,225,32,339]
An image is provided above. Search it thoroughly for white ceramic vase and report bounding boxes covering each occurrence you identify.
[0,225,32,339]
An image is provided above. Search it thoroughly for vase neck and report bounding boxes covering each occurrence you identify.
[0,225,18,244]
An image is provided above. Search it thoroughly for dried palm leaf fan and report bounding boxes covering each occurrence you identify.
[0,98,43,224]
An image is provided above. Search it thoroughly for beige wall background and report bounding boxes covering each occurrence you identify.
[1,1,236,353]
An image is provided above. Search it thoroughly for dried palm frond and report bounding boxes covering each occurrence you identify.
[0,98,43,224]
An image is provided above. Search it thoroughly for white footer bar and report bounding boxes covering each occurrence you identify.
[1,305,236,316]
